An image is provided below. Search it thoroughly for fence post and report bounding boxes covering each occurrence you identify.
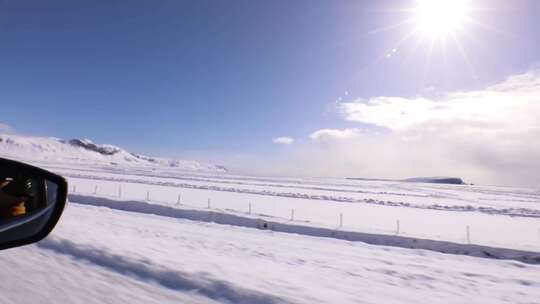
[146,191,150,201]
[339,213,343,228]
[290,209,295,221]
[396,220,400,235]
[248,202,252,215]
[93,185,98,195]
[118,185,122,198]
[207,198,211,209]
[177,194,181,205]
[466,225,471,244]
[72,185,76,194]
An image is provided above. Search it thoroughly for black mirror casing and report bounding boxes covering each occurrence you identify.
[0,158,68,250]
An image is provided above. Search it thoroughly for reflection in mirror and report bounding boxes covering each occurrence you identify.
[0,176,42,220]
[45,180,59,207]
[0,177,60,221]
[0,158,67,250]
[0,174,58,243]
[0,174,58,224]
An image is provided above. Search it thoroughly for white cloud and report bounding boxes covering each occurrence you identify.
[257,69,540,187]
[310,128,361,142]
[339,69,540,133]
[272,137,295,145]
[0,123,15,134]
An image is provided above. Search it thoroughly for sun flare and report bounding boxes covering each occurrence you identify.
[414,0,471,39]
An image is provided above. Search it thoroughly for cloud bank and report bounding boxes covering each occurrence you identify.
[265,69,540,187]
[339,70,540,133]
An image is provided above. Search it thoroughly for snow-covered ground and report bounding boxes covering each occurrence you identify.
[2,203,539,304]
[59,168,540,252]
[1,134,539,303]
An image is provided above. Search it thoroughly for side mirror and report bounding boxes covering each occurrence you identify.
[0,158,67,250]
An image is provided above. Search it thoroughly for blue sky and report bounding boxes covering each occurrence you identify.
[1,0,540,185]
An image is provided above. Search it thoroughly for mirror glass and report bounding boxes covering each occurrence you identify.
[0,172,60,243]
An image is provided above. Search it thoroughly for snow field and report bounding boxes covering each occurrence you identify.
[3,203,539,304]
[66,175,540,252]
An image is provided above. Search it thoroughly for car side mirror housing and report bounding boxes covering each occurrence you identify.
[0,158,67,250]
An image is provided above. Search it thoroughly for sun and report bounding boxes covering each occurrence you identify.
[413,0,471,39]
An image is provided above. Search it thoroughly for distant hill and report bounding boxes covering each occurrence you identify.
[347,176,465,185]
[403,177,465,185]
[0,134,227,173]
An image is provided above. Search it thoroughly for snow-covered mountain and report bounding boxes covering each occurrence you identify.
[0,134,227,172]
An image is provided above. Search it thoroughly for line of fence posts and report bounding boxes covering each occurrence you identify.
[80,186,402,238]
[81,187,518,248]
[77,185,372,237]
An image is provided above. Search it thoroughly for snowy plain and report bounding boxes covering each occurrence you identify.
[59,168,540,252]
[0,134,539,303]
[3,203,540,304]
